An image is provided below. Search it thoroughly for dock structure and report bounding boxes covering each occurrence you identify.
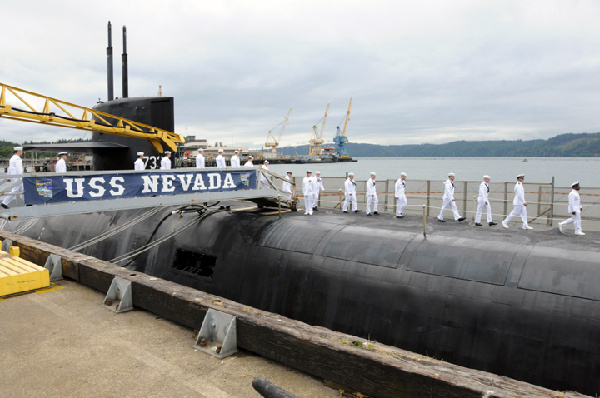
[0,230,588,398]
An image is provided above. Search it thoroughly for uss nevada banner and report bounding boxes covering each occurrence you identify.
[23,170,258,205]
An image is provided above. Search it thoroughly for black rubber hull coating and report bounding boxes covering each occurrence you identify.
[252,378,299,398]
[7,208,600,395]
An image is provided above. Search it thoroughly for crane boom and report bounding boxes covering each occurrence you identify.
[265,107,292,153]
[341,97,352,137]
[0,83,184,153]
[309,103,329,156]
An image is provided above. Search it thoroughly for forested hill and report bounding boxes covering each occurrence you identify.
[279,133,600,157]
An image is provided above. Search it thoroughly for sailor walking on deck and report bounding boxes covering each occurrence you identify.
[502,174,532,230]
[243,156,254,167]
[230,150,241,168]
[160,151,172,170]
[475,175,496,226]
[303,170,315,215]
[438,173,466,222]
[366,172,379,216]
[196,148,205,168]
[134,152,145,171]
[1,147,24,209]
[282,171,293,201]
[343,172,359,213]
[559,182,585,236]
[395,172,407,218]
[216,149,226,168]
[260,160,270,189]
[313,171,324,211]
[56,152,68,173]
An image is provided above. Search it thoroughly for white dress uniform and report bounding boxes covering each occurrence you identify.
[503,181,531,229]
[243,160,253,167]
[313,176,325,208]
[230,155,240,168]
[395,178,407,217]
[560,188,583,235]
[160,156,171,170]
[216,154,226,168]
[196,153,205,168]
[134,158,145,171]
[260,164,270,189]
[302,176,315,215]
[55,158,67,173]
[475,181,493,224]
[2,154,24,207]
[366,178,378,215]
[438,178,462,221]
[282,176,292,201]
[343,177,358,212]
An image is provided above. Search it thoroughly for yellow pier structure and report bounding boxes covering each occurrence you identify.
[0,250,50,296]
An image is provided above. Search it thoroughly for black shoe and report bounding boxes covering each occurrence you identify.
[367,213,372,216]
[396,215,404,218]
[489,222,497,226]
[354,210,360,213]
[343,211,348,213]
[313,207,318,211]
[1,204,8,209]
[374,211,379,215]
[437,218,445,222]
[475,223,482,226]
[457,217,466,222]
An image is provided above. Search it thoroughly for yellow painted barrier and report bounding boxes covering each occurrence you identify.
[0,251,50,296]
[9,246,20,257]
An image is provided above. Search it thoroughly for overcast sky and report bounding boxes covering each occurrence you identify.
[3,0,600,148]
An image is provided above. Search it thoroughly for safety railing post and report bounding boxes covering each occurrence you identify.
[422,204,427,237]
[549,177,555,227]
[426,180,431,217]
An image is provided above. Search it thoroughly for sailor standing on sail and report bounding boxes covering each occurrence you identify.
[160,151,172,170]
[313,171,325,211]
[196,148,205,168]
[216,149,226,168]
[303,170,315,215]
[366,172,379,216]
[437,173,466,222]
[395,172,407,218]
[282,171,293,201]
[230,150,241,168]
[559,182,585,236]
[56,152,68,173]
[502,174,533,230]
[475,175,497,226]
[1,147,24,209]
[243,155,254,167]
[134,152,145,171]
[343,172,359,213]
[260,160,270,189]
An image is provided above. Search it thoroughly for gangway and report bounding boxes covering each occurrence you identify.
[0,167,294,221]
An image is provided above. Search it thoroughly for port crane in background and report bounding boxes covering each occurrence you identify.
[334,98,352,158]
[265,108,292,153]
[0,83,184,153]
[309,103,329,156]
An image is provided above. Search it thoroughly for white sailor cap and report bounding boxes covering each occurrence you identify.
[164,151,171,154]
[248,155,253,158]
[517,173,525,178]
[264,160,269,164]
[58,152,68,156]
[483,175,490,179]
[315,171,321,174]
[198,148,204,151]
[137,152,144,156]
[234,149,239,153]
[14,147,22,151]
[571,181,580,187]
[448,172,455,177]
[348,172,354,176]
[218,148,223,153]
[306,170,312,173]
[287,171,292,174]
[400,172,407,177]
[370,172,376,176]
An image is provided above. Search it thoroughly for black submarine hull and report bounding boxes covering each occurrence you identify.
[5,207,599,395]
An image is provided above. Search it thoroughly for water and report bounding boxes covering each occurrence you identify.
[268,157,600,187]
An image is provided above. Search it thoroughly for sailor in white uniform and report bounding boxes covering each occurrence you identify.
[160,151,172,170]
[196,148,205,168]
[343,172,359,213]
[215,149,226,168]
[559,181,585,236]
[438,173,466,222]
[282,171,293,201]
[230,150,241,168]
[395,172,407,218]
[313,171,325,211]
[366,172,379,216]
[134,152,145,171]
[475,175,497,226]
[302,170,315,215]
[502,174,532,230]
[1,147,24,209]
[55,152,68,173]
[243,155,254,167]
[260,160,270,189]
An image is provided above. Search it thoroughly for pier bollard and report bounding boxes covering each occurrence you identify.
[422,205,427,237]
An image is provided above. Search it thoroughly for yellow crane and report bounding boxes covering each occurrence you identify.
[309,103,329,156]
[265,108,292,153]
[0,83,184,153]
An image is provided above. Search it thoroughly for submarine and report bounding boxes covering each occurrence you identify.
[8,23,599,396]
